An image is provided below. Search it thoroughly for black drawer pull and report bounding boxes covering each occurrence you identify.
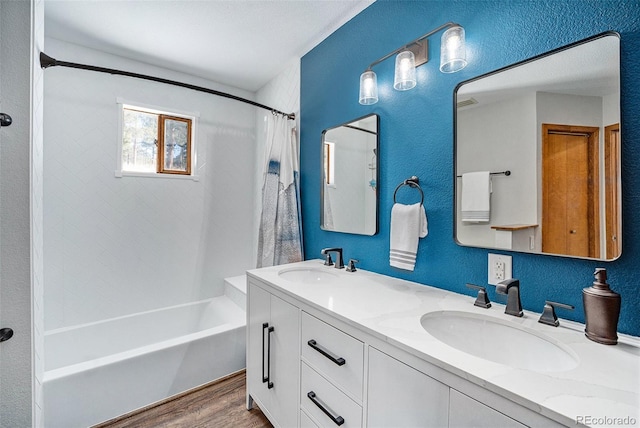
[307,391,344,426]
[307,339,346,366]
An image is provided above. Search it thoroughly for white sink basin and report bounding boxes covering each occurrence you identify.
[420,311,579,373]
[278,267,338,284]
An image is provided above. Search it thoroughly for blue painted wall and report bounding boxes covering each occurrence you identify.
[300,0,640,336]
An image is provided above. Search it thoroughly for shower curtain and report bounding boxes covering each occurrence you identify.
[257,113,303,268]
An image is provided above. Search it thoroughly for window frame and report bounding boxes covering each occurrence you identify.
[157,114,192,175]
[116,99,199,180]
[323,140,336,187]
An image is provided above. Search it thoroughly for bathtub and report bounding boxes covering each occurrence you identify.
[43,296,246,428]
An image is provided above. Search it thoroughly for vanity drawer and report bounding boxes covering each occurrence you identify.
[300,408,320,428]
[301,312,364,401]
[301,362,362,428]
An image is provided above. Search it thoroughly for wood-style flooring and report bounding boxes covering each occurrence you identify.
[94,370,272,428]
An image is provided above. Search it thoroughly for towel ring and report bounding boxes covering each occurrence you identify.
[393,176,424,206]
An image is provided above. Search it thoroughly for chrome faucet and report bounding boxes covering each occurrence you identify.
[321,248,344,269]
[496,278,523,317]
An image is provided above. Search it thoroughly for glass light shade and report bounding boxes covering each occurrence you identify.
[359,70,378,105]
[440,25,467,73]
[393,50,417,91]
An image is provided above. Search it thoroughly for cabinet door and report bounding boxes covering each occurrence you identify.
[269,294,300,428]
[247,282,272,413]
[367,347,449,428]
[247,282,300,427]
[449,389,526,428]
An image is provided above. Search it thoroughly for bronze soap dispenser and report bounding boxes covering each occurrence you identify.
[583,268,621,345]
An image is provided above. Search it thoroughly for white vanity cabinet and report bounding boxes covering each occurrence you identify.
[246,265,580,428]
[367,347,449,427]
[247,279,300,428]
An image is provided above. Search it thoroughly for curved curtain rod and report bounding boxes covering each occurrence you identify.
[39,52,296,120]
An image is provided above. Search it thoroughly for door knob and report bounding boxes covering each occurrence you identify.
[0,113,12,127]
[570,230,577,234]
[0,328,14,343]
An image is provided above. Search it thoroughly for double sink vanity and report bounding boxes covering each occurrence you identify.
[246,260,639,428]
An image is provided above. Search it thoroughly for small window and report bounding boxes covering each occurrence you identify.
[121,104,194,176]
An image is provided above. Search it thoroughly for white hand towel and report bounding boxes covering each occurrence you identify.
[390,203,428,271]
[461,171,491,223]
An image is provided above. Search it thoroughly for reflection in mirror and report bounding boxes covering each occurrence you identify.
[321,114,379,235]
[455,33,621,260]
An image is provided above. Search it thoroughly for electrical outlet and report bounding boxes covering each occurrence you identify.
[494,260,505,281]
[488,253,512,285]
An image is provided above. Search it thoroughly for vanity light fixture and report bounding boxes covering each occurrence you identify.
[358,22,467,105]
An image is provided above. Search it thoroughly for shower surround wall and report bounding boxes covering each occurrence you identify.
[43,38,257,330]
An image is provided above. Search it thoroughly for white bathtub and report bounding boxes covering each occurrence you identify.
[43,296,246,428]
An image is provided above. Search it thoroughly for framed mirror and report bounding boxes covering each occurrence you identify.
[321,114,379,235]
[454,33,621,260]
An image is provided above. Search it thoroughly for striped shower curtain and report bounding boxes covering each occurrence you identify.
[256,113,303,268]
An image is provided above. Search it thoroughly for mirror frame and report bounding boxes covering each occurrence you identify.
[453,32,621,260]
[320,113,380,236]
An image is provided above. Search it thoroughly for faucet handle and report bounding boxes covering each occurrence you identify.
[346,259,359,272]
[323,252,334,266]
[538,301,575,327]
[466,283,491,309]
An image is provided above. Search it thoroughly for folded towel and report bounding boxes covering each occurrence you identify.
[390,203,428,271]
[461,171,491,223]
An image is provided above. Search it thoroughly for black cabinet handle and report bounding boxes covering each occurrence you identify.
[307,391,344,426]
[266,325,274,389]
[262,323,268,383]
[261,323,275,388]
[307,339,345,366]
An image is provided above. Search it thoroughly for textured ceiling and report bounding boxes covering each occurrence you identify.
[44,0,373,92]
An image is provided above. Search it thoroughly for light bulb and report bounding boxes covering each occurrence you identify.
[446,35,461,49]
[394,50,416,91]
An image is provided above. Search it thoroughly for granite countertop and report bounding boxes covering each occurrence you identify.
[248,260,640,427]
